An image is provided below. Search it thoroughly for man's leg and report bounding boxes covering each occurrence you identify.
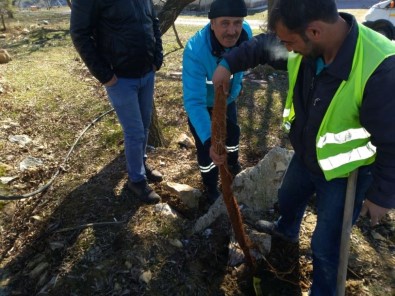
[309,165,372,295]
[276,155,315,240]
[188,118,219,202]
[138,71,163,182]
[225,101,241,176]
[106,78,146,182]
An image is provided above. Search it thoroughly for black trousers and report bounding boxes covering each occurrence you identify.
[188,101,240,189]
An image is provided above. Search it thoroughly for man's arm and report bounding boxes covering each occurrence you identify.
[182,44,212,145]
[151,0,163,71]
[360,56,395,225]
[213,33,288,94]
[70,0,113,84]
[224,33,288,74]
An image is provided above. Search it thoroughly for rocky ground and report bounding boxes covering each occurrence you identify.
[1,80,394,295]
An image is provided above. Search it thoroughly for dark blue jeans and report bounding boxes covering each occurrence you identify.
[105,72,155,182]
[276,155,372,295]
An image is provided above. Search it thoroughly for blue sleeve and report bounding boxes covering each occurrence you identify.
[182,42,212,144]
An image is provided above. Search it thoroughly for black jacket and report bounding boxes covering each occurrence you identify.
[70,0,163,84]
[222,13,395,209]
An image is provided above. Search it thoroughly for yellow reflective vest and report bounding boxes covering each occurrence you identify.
[283,24,395,180]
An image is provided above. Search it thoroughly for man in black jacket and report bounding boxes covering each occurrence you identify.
[210,0,395,294]
[70,0,163,204]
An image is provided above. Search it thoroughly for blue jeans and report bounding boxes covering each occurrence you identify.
[105,72,155,182]
[276,155,372,295]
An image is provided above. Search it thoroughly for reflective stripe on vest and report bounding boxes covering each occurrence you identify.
[319,141,376,171]
[317,127,371,148]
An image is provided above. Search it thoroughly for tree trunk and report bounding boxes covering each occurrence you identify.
[148,0,194,147]
[148,101,166,147]
[172,23,183,48]
[66,0,71,9]
[1,14,5,31]
[157,0,195,35]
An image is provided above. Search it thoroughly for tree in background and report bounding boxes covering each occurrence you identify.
[0,0,14,30]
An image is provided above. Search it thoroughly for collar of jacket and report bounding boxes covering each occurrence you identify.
[210,28,249,59]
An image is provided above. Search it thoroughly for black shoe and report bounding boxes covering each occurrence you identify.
[228,162,242,177]
[206,186,220,204]
[128,180,161,204]
[144,162,163,182]
[255,220,299,243]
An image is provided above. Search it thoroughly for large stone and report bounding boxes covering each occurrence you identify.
[175,132,195,149]
[0,49,11,64]
[164,181,201,209]
[194,147,294,233]
[232,146,294,219]
[194,195,226,233]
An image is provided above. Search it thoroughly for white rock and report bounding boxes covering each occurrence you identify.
[19,156,43,171]
[176,133,195,148]
[139,270,152,284]
[169,238,183,248]
[153,203,179,218]
[193,147,294,233]
[9,134,32,146]
[232,147,293,216]
[164,182,201,209]
[0,176,17,184]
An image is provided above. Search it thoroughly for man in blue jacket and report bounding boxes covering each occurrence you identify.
[211,0,395,294]
[70,0,163,204]
[182,0,252,203]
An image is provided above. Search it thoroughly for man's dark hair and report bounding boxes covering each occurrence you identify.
[268,0,338,34]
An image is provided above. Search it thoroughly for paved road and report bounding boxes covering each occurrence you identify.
[176,0,380,28]
[337,0,377,9]
[174,18,264,29]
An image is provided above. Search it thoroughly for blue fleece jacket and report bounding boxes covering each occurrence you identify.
[182,21,252,144]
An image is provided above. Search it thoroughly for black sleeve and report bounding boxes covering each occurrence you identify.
[70,0,114,84]
[361,56,395,209]
[223,33,288,74]
[151,0,163,70]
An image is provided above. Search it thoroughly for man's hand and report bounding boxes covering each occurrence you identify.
[212,65,231,96]
[360,199,390,226]
[104,74,117,87]
[209,145,226,166]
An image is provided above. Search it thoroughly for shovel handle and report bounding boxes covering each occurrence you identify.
[336,169,358,296]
